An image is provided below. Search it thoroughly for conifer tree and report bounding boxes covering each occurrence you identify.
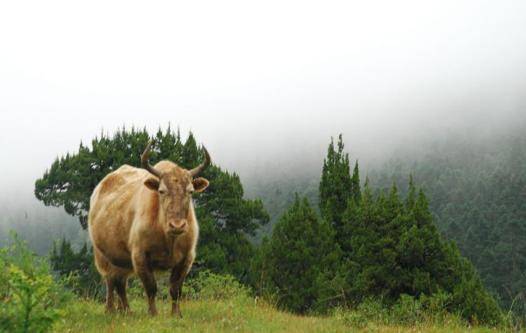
[319,134,354,244]
[340,178,502,324]
[351,161,361,203]
[257,196,341,313]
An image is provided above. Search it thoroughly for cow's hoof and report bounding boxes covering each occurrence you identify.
[172,310,182,318]
[119,308,133,315]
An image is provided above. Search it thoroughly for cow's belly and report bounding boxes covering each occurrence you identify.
[96,240,133,269]
[151,259,175,271]
[148,251,180,271]
[91,222,132,266]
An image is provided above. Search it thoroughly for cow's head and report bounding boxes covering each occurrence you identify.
[141,140,210,236]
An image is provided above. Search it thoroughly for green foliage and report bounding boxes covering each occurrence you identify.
[319,134,358,242]
[251,135,504,325]
[184,270,250,301]
[341,180,503,325]
[254,196,342,313]
[49,239,102,299]
[370,133,526,316]
[0,233,69,333]
[34,127,269,281]
[54,293,504,333]
[332,295,466,329]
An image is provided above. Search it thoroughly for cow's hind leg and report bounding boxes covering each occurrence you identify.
[94,248,115,313]
[94,247,131,314]
[114,276,131,313]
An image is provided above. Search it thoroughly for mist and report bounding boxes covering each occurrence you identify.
[1,0,526,210]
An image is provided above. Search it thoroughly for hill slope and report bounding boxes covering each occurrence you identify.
[53,298,500,333]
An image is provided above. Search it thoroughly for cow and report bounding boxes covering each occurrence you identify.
[88,140,210,316]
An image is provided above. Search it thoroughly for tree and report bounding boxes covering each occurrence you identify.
[319,134,355,245]
[255,196,342,313]
[35,127,269,281]
[341,179,503,324]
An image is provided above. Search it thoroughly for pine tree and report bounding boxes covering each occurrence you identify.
[340,177,502,324]
[257,196,341,313]
[319,134,355,245]
[351,161,361,203]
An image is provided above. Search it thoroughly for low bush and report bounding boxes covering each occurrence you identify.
[185,270,250,301]
[0,233,70,333]
[49,239,103,300]
[332,295,466,329]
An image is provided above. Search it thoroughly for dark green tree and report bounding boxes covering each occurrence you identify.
[319,134,356,245]
[255,196,342,313]
[351,161,361,203]
[341,179,503,324]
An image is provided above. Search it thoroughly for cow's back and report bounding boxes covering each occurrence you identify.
[88,165,151,265]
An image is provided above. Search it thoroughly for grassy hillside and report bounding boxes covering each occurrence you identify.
[53,297,501,333]
[1,221,514,333]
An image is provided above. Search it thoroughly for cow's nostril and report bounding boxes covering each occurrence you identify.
[169,221,187,234]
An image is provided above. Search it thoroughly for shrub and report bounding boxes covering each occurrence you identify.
[184,270,250,302]
[332,307,368,329]
[390,294,425,324]
[49,239,103,299]
[0,233,70,333]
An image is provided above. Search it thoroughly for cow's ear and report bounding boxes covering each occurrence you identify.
[192,177,209,193]
[144,178,160,191]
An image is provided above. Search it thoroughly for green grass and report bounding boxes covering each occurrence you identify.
[52,296,504,333]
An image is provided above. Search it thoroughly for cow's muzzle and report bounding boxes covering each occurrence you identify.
[168,220,188,235]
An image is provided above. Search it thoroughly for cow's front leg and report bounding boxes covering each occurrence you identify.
[132,252,158,315]
[104,277,115,313]
[170,258,192,317]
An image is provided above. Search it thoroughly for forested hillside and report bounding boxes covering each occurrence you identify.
[248,129,526,314]
[370,131,526,313]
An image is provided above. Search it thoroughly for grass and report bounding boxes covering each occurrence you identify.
[52,296,504,333]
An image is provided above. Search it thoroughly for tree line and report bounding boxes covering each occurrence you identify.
[35,128,504,325]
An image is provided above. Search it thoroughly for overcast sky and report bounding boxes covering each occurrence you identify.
[1,0,526,202]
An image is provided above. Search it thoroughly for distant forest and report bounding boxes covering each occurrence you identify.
[249,129,526,312]
[370,132,526,312]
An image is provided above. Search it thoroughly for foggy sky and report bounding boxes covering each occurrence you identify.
[1,0,526,204]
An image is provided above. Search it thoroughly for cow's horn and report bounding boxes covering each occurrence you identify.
[190,146,211,177]
[141,140,162,178]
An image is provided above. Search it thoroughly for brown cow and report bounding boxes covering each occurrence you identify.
[88,140,210,316]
